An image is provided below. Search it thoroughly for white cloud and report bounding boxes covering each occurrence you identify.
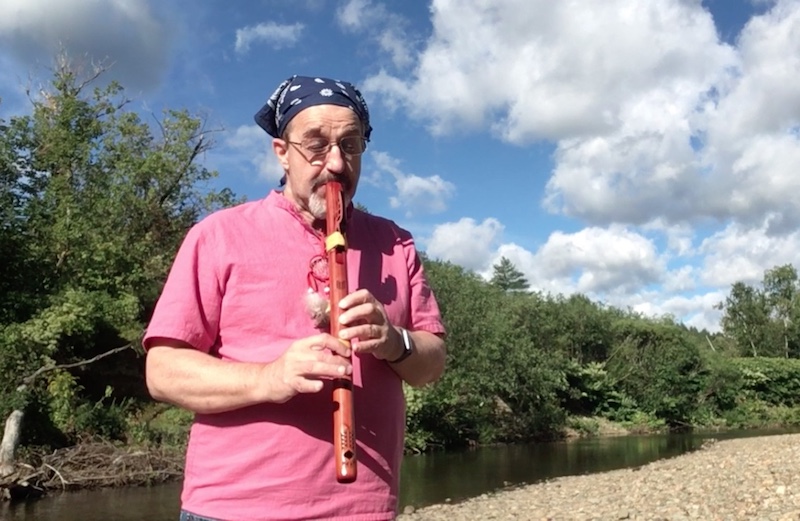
[234,22,304,54]
[371,151,455,215]
[662,265,698,293]
[337,0,376,31]
[358,1,800,334]
[389,175,454,215]
[378,28,414,69]
[365,0,732,139]
[632,291,725,333]
[364,0,800,234]
[222,125,283,183]
[699,220,800,288]
[426,218,728,328]
[336,0,415,69]
[533,226,664,295]
[0,0,171,91]
[426,218,504,271]
[430,220,664,297]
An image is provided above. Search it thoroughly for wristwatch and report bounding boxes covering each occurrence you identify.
[389,327,415,364]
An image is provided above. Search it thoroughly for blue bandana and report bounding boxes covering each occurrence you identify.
[254,75,372,140]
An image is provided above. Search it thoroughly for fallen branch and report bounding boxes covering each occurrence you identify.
[20,343,134,390]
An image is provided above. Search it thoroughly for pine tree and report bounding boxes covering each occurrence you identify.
[490,257,529,292]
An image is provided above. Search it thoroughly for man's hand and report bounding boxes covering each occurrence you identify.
[263,333,353,403]
[335,289,404,362]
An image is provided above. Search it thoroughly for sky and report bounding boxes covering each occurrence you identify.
[1,0,799,333]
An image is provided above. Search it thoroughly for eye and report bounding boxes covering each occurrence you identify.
[304,138,329,154]
[340,137,363,155]
[340,138,357,154]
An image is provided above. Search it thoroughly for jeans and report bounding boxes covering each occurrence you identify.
[179,510,221,521]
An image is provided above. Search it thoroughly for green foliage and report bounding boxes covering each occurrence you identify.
[693,350,744,420]
[621,411,667,434]
[719,400,800,429]
[565,416,601,437]
[720,264,800,357]
[561,361,629,417]
[47,370,81,433]
[409,259,569,449]
[604,318,706,426]
[4,57,800,457]
[406,259,800,452]
[127,404,193,447]
[732,357,800,406]
[0,56,238,445]
[489,256,529,292]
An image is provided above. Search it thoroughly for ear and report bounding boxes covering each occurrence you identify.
[272,138,290,171]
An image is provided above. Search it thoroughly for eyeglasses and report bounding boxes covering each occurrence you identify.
[287,136,368,158]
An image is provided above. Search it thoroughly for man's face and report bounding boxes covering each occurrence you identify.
[273,104,364,222]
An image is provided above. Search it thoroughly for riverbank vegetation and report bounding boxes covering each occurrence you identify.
[2,59,800,496]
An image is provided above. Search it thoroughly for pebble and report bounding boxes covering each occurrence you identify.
[397,434,800,520]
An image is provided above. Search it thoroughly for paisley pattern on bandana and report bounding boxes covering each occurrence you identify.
[254,75,372,140]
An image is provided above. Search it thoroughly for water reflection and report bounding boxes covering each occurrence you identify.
[2,429,793,520]
[399,433,700,508]
[0,482,181,520]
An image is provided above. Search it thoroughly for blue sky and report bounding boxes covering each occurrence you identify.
[2,0,799,332]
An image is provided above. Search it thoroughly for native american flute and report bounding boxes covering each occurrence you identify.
[326,180,358,483]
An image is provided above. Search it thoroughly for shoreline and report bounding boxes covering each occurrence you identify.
[397,433,800,520]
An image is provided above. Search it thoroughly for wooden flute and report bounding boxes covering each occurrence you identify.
[325,180,357,483]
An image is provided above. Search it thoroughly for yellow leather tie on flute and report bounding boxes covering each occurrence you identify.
[325,231,346,251]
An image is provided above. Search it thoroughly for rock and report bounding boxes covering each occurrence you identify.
[397,433,800,520]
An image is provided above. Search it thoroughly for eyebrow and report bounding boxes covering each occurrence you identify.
[300,124,362,139]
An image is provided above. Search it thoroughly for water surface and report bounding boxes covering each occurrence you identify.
[2,429,792,520]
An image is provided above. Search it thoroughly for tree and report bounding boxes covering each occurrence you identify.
[413,258,567,448]
[606,318,705,426]
[762,264,800,358]
[720,265,800,358]
[490,257,529,292]
[720,282,772,357]
[0,55,238,475]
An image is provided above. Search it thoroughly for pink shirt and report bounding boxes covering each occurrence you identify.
[144,191,445,521]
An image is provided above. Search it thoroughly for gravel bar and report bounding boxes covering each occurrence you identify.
[397,433,800,520]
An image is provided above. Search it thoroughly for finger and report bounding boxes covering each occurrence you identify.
[327,338,353,358]
[288,357,352,383]
[338,303,381,327]
[338,288,372,310]
[304,334,352,357]
[293,378,325,394]
[341,330,386,355]
[305,358,353,378]
[339,323,381,342]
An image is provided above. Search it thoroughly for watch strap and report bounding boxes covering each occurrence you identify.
[389,327,414,364]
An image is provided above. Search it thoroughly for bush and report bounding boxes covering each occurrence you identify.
[127,403,193,447]
[732,357,800,406]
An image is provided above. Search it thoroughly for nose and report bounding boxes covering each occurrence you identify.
[324,144,345,174]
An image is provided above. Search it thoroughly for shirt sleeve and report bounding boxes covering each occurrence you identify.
[142,222,223,353]
[403,235,446,337]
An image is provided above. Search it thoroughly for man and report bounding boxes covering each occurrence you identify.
[144,75,447,521]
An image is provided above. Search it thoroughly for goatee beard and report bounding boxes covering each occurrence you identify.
[309,192,327,220]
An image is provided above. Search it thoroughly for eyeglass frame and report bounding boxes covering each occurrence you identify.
[285,135,369,160]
